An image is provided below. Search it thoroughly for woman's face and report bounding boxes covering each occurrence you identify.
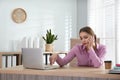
[79,32,93,47]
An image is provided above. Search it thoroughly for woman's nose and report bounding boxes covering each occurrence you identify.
[82,39,85,42]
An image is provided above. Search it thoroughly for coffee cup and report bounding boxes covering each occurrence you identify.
[104,60,112,69]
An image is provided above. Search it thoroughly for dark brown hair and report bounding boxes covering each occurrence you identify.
[79,26,97,50]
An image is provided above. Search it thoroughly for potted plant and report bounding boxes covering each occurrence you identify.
[42,29,58,52]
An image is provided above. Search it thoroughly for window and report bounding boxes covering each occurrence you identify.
[87,0,120,65]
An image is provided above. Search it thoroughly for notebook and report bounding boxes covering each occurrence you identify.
[109,66,120,74]
[22,48,59,70]
[109,69,120,74]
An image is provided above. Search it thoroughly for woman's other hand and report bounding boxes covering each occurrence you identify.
[49,54,58,65]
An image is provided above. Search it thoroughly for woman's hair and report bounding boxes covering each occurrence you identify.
[79,26,97,50]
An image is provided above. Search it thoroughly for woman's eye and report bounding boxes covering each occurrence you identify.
[80,36,89,40]
[80,37,82,40]
[84,36,88,39]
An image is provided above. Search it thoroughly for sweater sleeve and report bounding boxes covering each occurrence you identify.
[56,46,79,66]
[88,44,106,68]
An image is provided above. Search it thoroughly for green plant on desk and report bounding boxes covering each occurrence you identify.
[42,29,58,52]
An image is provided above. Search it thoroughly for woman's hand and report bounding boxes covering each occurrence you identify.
[87,36,94,50]
[49,54,58,65]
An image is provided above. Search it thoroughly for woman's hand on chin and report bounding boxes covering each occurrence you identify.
[86,36,94,51]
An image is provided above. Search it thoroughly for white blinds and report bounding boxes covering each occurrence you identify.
[87,0,118,65]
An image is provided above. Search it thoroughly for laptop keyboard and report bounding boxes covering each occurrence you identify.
[44,65,59,70]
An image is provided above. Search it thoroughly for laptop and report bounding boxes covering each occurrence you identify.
[22,48,59,70]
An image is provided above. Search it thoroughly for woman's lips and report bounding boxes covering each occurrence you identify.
[83,43,87,45]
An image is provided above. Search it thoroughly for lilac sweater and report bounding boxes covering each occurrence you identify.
[56,44,106,68]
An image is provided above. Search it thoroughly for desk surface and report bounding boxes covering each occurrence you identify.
[0,65,120,79]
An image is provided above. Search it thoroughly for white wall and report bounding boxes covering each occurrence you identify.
[0,0,77,52]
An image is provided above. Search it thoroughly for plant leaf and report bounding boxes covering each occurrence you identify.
[42,29,58,44]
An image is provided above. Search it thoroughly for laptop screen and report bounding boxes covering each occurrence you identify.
[22,48,44,69]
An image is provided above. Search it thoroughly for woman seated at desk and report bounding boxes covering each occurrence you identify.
[50,26,106,68]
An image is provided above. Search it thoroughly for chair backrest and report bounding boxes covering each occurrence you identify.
[69,38,100,67]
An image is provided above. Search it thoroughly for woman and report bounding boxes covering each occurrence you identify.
[49,26,106,68]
